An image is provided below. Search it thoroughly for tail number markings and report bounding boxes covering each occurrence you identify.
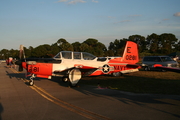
[126,55,137,60]
[126,47,137,60]
[29,67,40,72]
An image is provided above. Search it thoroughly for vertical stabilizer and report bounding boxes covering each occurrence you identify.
[121,41,139,64]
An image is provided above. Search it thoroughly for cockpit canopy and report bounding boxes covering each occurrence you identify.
[54,51,96,60]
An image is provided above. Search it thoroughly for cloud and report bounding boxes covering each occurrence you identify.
[108,16,116,20]
[56,0,98,4]
[114,20,131,24]
[56,0,86,4]
[162,19,169,21]
[68,0,86,4]
[158,19,169,24]
[128,14,142,17]
[56,0,68,3]
[92,0,98,3]
[173,12,180,17]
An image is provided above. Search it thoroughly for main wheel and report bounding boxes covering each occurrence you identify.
[29,80,34,86]
[112,72,122,77]
[144,66,150,71]
[68,69,81,87]
[62,77,69,83]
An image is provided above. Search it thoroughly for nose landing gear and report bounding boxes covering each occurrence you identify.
[29,74,35,86]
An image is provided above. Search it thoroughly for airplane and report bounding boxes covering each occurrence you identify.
[16,41,141,87]
[154,64,180,73]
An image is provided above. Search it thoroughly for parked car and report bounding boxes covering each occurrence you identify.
[142,56,179,71]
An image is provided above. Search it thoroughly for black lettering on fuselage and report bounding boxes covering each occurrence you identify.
[114,66,127,70]
[28,66,39,73]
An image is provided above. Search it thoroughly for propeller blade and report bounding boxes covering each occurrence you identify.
[19,44,26,62]
[19,45,24,59]
[18,45,26,72]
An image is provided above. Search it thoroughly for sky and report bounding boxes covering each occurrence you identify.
[0,0,180,50]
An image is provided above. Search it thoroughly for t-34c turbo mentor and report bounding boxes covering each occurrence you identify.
[16,41,140,87]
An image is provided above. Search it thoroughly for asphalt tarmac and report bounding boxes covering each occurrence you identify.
[0,63,180,120]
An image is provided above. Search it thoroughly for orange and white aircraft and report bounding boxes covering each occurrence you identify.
[16,41,140,86]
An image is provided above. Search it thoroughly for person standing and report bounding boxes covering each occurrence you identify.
[8,57,13,68]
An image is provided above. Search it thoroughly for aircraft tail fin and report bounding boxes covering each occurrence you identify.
[121,41,139,64]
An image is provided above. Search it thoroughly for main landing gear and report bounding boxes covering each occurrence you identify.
[62,68,82,87]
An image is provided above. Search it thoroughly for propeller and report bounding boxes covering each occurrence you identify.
[19,45,26,61]
[15,45,26,71]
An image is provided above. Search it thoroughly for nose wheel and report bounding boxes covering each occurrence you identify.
[29,74,35,86]
[29,79,34,86]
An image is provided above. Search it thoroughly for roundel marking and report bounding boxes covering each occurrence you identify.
[102,64,110,73]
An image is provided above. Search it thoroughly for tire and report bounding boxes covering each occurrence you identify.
[62,77,69,83]
[112,72,122,77]
[144,66,150,71]
[29,80,34,86]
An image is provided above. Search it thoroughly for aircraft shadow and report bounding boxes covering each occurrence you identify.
[50,76,74,87]
[6,71,25,80]
[73,75,180,119]
[5,66,180,119]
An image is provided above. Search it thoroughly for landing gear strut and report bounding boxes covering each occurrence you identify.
[29,74,35,86]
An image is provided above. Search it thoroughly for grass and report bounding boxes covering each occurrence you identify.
[80,70,180,95]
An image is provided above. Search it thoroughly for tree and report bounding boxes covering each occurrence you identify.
[72,42,81,52]
[27,46,34,58]
[79,43,90,53]
[57,38,68,45]
[57,38,73,51]
[9,49,19,59]
[82,38,107,56]
[51,43,60,57]
[107,38,127,56]
[174,40,180,52]
[95,42,107,56]
[146,33,160,54]
[0,49,10,59]
[159,33,178,54]
[128,35,146,53]
[31,44,52,58]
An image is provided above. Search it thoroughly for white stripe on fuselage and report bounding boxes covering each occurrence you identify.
[52,58,109,73]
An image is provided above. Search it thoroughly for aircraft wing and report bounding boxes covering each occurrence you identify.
[120,64,140,74]
[53,65,98,76]
[53,67,76,74]
[154,64,180,73]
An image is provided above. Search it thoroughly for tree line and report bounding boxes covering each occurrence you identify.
[0,33,179,60]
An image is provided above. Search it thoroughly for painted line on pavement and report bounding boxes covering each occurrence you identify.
[9,67,112,120]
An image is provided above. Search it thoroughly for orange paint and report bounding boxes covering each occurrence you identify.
[27,63,52,76]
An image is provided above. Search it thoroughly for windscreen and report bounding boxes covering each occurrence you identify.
[161,57,173,62]
[82,52,96,60]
